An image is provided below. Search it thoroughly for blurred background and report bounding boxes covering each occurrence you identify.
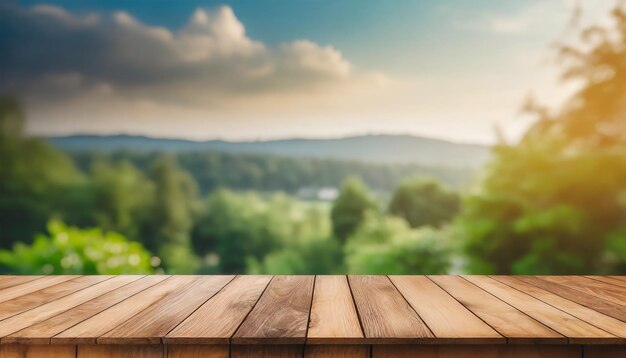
[0,0,625,275]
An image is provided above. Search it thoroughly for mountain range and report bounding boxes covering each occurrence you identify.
[47,134,491,169]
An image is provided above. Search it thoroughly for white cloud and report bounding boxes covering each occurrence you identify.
[0,3,390,112]
[280,40,351,78]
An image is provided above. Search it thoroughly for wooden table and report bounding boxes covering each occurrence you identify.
[0,275,625,357]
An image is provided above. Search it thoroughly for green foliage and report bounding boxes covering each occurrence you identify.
[389,179,460,228]
[457,4,626,274]
[604,229,626,274]
[145,155,200,273]
[0,97,83,247]
[91,160,155,240]
[248,237,343,274]
[331,177,378,243]
[459,146,626,274]
[345,213,452,274]
[193,189,333,274]
[70,150,474,195]
[0,221,157,274]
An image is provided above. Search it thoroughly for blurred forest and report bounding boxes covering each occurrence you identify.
[1,4,626,275]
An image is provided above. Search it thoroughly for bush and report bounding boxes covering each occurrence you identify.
[0,220,159,274]
[345,213,452,274]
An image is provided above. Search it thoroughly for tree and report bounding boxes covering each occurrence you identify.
[0,221,158,274]
[248,237,343,274]
[0,97,82,247]
[345,213,452,274]
[144,155,199,273]
[192,189,332,274]
[330,177,377,242]
[458,4,626,274]
[192,189,275,273]
[91,160,155,241]
[389,179,460,228]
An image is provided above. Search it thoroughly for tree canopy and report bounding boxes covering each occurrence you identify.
[389,179,460,228]
[458,4,626,274]
[330,177,378,243]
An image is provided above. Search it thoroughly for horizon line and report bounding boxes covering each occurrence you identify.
[42,131,492,147]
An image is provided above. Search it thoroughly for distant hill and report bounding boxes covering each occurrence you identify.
[68,150,477,194]
[47,134,491,169]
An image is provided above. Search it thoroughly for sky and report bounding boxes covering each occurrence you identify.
[0,0,617,144]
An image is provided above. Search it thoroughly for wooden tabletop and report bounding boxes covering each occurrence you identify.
[0,275,625,346]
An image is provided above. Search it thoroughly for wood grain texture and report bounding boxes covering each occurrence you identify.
[517,276,626,322]
[0,275,623,350]
[166,275,271,344]
[390,276,503,344]
[7,275,168,344]
[539,276,626,306]
[492,276,626,341]
[304,345,369,358]
[604,276,626,283]
[166,345,229,358]
[430,275,564,344]
[53,275,195,344]
[585,276,626,289]
[0,277,42,291]
[77,345,163,358]
[0,276,110,322]
[0,276,141,340]
[231,345,303,358]
[0,276,74,304]
[348,275,433,343]
[464,276,618,344]
[372,345,582,358]
[0,344,76,358]
[99,275,234,344]
[232,275,314,344]
[307,276,364,344]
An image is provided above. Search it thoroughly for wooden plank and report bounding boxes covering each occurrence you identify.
[0,277,43,291]
[77,345,163,358]
[517,276,626,322]
[99,275,234,344]
[0,344,76,358]
[0,276,142,340]
[167,345,229,358]
[389,276,503,344]
[372,345,582,358]
[0,276,74,304]
[304,345,369,358]
[540,276,626,306]
[0,276,110,321]
[584,345,626,358]
[233,275,314,344]
[605,276,626,283]
[6,276,168,344]
[492,276,626,340]
[166,275,270,344]
[429,275,564,344]
[307,276,364,344]
[231,345,303,358]
[348,275,433,343]
[53,276,196,344]
[585,276,626,289]
[464,276,618,344]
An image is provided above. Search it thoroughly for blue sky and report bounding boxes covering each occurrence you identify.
[3,0,616,143]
